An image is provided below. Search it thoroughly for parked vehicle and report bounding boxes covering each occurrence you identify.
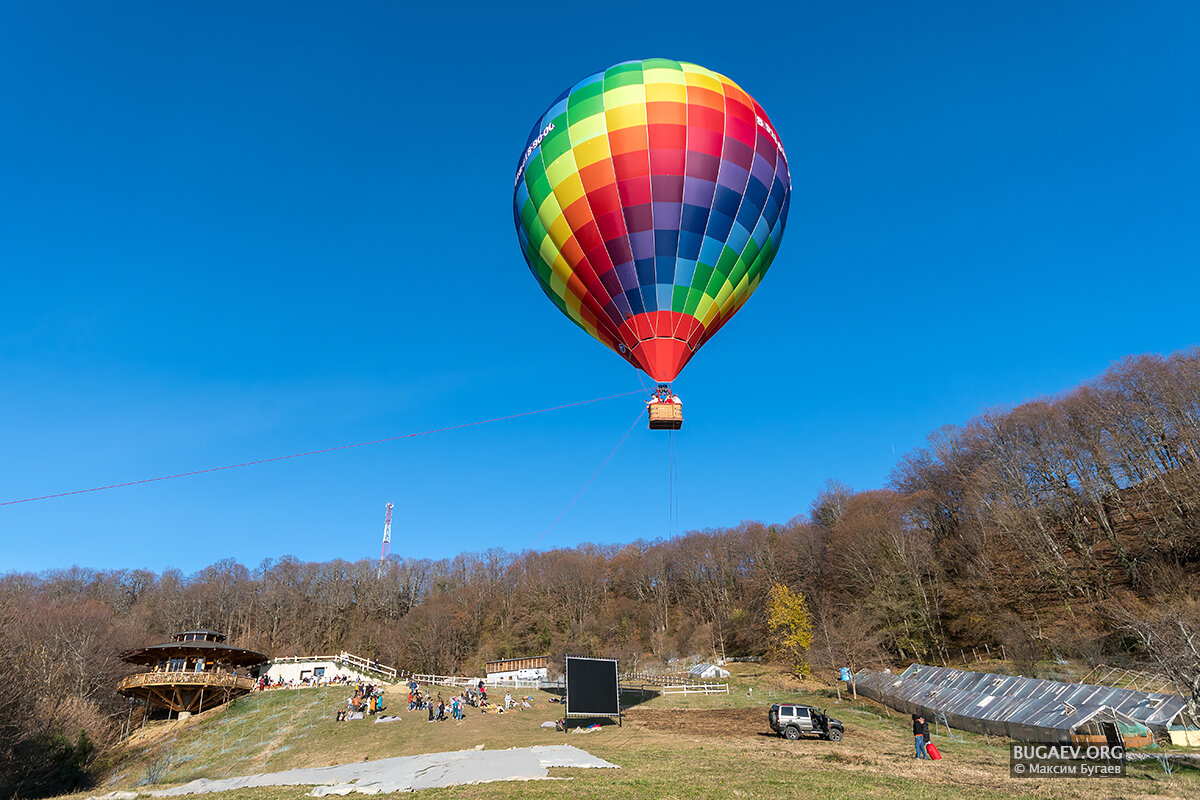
[768,703,845,741]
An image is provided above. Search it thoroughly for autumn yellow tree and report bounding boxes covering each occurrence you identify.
[767,583,814,678]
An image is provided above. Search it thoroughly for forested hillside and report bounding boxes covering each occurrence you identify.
[3,348,1199,796]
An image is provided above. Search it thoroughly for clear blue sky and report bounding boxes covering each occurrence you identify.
[2,1,1197,574]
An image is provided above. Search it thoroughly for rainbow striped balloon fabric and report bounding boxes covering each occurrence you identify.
[513,58,791,382]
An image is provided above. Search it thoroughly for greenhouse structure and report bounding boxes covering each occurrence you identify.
[853,664,1193,746]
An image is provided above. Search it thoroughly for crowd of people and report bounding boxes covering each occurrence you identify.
[335,682,386,722]
[398,679,534,723]
[247,673,545,724]
[256,673,357,691]
[646,387,681,405]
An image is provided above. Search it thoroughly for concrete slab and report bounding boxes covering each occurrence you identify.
[126,745,618,796]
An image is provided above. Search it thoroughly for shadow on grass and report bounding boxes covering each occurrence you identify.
[756,731,835,741]
[541,684,660,711]
[537,686,657,730]
[618,686,660,710]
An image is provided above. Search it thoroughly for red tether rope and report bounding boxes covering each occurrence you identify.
[0,390,644,507]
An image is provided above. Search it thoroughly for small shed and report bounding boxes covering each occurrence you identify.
[689,663,730,679]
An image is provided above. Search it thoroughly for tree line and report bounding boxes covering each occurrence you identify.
[2,348,1199,797]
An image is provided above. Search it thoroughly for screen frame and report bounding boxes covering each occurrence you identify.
[564,655,620,724]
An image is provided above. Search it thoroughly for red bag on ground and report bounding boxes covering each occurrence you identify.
[926,742,942,760]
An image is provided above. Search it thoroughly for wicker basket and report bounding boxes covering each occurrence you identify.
[648,403,683,430]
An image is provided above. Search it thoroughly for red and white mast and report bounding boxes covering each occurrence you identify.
[380,502,393,564]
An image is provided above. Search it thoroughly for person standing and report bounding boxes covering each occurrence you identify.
[913,715,930,759]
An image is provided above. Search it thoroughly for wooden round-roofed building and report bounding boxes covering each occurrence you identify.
[117,629,267,716]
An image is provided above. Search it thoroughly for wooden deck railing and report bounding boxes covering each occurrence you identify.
[118,670,255,692]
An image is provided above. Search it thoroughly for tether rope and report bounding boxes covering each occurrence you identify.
[0,390,644,507]
[670,427,680,538]
[667,429,674,537]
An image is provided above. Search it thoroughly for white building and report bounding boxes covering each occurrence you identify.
[485,655,549,683]
[265,652,397,685]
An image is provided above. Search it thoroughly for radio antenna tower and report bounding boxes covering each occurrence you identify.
[380,502,394,567]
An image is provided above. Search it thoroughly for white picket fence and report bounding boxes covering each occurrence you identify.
[486,678,545,689]
[659,683,730,695]
[403,672,729,696]
[407,672,547,690]
[408,673,477,688]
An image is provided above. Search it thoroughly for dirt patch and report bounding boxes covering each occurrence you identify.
[622,708,766,739]
[818,751,872,766]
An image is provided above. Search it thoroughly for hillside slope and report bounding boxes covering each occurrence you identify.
[68,664,1200,800]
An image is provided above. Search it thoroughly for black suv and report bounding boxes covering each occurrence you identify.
[768,703,845,741]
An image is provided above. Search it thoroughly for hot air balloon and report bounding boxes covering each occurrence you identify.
[513,58,791,429]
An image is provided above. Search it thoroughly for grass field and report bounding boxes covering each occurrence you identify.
[71,664,1200,799]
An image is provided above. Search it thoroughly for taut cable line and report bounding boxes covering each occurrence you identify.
[0,390,644,507]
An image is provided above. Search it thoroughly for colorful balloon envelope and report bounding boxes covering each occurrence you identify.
[513,58,791,382]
